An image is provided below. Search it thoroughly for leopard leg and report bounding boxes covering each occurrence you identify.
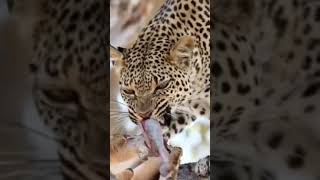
[165,110,210,178]
[161,110,197,141]
[159,110,199,178]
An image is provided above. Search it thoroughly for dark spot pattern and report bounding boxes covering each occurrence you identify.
[267,132,284,149]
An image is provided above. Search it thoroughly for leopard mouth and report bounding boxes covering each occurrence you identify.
[129,104,172,124]
[129,106,171,159]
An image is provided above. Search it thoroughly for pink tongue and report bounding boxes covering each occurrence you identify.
[140,119,169,162]
[140,123,158,156]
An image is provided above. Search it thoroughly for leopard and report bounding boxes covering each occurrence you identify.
[212,0,320,179]
[7,0,108,179]
[110,0,211,177]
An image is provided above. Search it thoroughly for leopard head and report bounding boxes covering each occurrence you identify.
[110,36,200,123]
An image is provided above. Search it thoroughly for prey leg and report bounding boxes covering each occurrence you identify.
[159,147,183,180]
[142,119,184,179]
[110,134,127,155]
[115,169,134,180]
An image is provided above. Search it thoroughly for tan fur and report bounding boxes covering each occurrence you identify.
[110,46,126,73]
[110,135,184,180]
[110,135,138,165]
[115,169,134,180]
[169,36,195,68]
[110,135,162,180]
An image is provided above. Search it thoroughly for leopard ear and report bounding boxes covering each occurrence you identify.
[110,45,126,72]
[169,36,195,69]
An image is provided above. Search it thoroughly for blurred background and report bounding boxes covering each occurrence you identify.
[109,0,210,164]
[0,0,61,179]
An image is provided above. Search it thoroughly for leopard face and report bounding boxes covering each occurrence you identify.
[111,36,203,123]
[110,0,210,126]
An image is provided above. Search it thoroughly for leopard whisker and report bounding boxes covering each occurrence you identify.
[109,110,130,114]
[113,117,130,123]
[164,112,178,119]
[110,114,129,118]
[110,99,128,107]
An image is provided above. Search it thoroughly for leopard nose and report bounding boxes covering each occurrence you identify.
[138,111,152,120]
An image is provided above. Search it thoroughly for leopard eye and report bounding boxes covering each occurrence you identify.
[155,79,172,92]
[42,89,79,103]
[122,89,135,96]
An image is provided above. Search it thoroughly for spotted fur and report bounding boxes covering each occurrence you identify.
[110,0,210,177]
[111,0,210,143]
[213,0,320,179]
[8,0,109,179]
